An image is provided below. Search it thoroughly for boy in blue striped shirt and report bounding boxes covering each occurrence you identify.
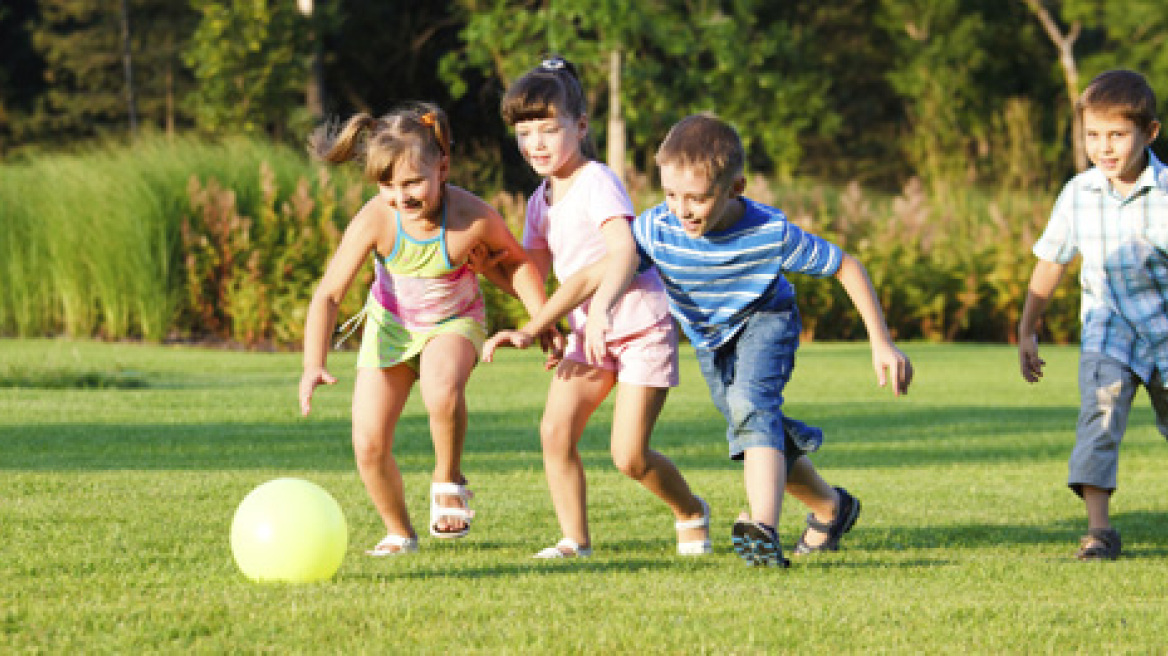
[1018,69,1167,561]
[484,114,912,566]
[634,114,911,566]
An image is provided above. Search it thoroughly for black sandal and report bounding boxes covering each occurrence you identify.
[793,486,861,555]
[1076,528,1121,561]
[731,519,790,568]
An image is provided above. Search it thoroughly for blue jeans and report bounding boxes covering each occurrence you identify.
[695,305,823,470]
[1071,351,1168,495]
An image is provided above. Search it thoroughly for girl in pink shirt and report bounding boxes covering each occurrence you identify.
[483,57,710,558]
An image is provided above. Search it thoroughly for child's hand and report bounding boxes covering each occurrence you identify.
[872,340,912,396]
[537,327,565,371]
[467,243,508,274]
[583,308,610,365]
[299,367,337,416]
[1019,335,1045,383]
[481,330,534,362]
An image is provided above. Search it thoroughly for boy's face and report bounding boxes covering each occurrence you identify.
[1083,108,1160,191]
[660,163,746,237]
[513,114,588,178]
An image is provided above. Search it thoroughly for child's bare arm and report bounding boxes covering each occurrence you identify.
[834,252,913,395]
[300,203,380,415]
[1017,259,1068,383]
[478,213,548,317]
[583,217,640,362]
[521,259,607,335]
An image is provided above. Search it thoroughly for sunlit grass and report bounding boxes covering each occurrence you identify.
[2,339,1165,652]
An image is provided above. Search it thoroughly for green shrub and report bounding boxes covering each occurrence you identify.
[0,136,1082,345]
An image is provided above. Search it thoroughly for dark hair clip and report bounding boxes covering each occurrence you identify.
[540,57,566,71]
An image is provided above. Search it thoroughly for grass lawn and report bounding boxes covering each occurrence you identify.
[2,339,1166,653]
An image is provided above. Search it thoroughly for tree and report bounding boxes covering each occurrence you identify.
[1022,0,1087,171]
[441,0,837,182]
[16,0,197,148]
[184,0,309,138]
[0,0,44,156]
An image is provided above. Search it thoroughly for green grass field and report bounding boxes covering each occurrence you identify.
[2,339,1166,653]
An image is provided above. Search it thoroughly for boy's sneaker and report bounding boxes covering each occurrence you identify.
[793,486,861,555]
[731,519,790,568]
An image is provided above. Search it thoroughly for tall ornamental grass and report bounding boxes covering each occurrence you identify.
[2,136,1085,345]
[0,136,365,343]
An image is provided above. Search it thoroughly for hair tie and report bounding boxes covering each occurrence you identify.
[420,112,437,127]
[540,57,566,71]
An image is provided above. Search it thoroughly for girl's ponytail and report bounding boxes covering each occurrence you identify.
[308,113,378,164]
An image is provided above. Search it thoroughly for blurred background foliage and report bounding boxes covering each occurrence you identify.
[1,0,1164,346]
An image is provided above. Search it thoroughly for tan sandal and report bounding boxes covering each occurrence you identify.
[1076,528,1121,561]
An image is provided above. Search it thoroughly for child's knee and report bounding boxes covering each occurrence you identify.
[539,417,575,454]
[352,430,390,465]
[611,446,649,479]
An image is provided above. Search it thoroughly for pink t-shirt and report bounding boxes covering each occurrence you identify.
[522,161,670,339]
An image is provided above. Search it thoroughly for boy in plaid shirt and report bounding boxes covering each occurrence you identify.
[1019,69,1167,561]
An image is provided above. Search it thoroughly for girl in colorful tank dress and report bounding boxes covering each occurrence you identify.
[299,102,550,556]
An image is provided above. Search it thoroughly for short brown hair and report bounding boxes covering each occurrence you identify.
[655,113,744,188]
[1077,69,1159,131]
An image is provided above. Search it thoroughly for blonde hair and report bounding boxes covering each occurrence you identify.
[1077,69,1159,132]
[656,113,745,189]
[500,56,599,160]
[308,102,452,183]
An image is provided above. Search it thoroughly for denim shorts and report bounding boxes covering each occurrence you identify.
[695,305,823,470]
[1070,351,1168,495]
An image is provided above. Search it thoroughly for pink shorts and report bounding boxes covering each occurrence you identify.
[563,318,679,388]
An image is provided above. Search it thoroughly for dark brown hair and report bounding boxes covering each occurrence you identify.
[1077,69,1159,132]
[500,56,598,160]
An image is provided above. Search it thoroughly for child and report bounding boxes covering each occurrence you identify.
[484,57,711,558]
[298,102,549,556]
[1018,69,1166,561]
[490,113,913,567]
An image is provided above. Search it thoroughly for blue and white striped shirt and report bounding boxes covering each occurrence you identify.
[1033,151,1168,381]
[633,197,843,350]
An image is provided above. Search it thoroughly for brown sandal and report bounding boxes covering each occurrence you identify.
[1076,528,1121,561]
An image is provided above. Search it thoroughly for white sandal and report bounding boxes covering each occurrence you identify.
[533,537,593,559]
[365,534,418,557]
[429,481,475,539]
[676,496,712,555]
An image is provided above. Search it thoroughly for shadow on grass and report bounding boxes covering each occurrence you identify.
[852,509,1168,558]
[7,402,1162,475]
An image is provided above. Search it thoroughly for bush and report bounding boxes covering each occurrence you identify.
[0,136,1082,346]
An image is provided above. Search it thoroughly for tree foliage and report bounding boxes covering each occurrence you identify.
[183,0,309,137]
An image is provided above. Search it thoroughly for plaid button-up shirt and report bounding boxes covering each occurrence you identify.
[1034,151,1168,382]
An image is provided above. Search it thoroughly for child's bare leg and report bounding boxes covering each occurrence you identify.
[539,360,612,551]
[352,366,417,543]
[418,334,478,533]
[785,455,840,549]
[609,383,706,543]
[742,446,786,528]
[1083,485,1112,529]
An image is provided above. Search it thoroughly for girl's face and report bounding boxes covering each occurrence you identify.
[513,113,588,178]
[1083,108,1160,194]
[377,154,448,221]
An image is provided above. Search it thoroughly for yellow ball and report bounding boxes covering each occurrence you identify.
[230,478,348,583]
